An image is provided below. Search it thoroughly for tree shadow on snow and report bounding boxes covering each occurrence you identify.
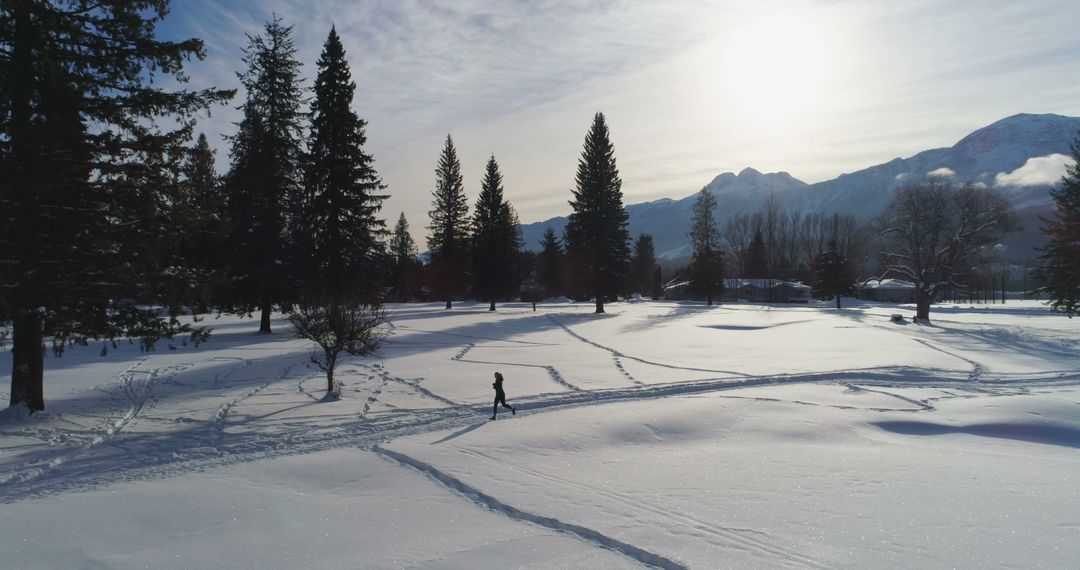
[873,420,1080,449]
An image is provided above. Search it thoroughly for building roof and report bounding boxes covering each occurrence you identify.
[724,279,811,290]
[859,278,916,290]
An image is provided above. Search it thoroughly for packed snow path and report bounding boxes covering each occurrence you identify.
[1,301,1078,568]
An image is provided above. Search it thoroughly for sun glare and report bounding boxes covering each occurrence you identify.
[724,14,829,119]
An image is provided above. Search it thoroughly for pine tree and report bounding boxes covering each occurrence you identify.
[224,16,305,333]
[388,213,421,301]
[299,27,388,302]
[537,227,564,298]
[688,189,724,305]
[744,229,769,278]
[563,112,630,313]
[471,155,521,311]
[0,1,232,412]
[172,133,229,312]
[1036,132,1080,316]
[427,135,470,309]
[811,240,854,309]
[631,233,657,296]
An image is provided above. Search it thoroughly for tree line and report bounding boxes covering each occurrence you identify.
[2,3,1078,412]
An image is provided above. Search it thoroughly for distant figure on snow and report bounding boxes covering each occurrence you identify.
[491,371,516,420]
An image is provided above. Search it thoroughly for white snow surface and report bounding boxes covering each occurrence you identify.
[1,300,1079,568]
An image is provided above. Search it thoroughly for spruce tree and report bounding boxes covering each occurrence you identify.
[171,133,229,312]
[563,112,630,313]
[299,27,388,302]
[537,227,564,298]
[689,189,724,305]
[388,213,421,301]
[631,233,657,296]
[744,229,769,278]
[471,155,521,311]
[224,16,305,333]
[0,1,232,412]
[1036,132,1080,316]
[427,135,470,309]
[811,241,854,309]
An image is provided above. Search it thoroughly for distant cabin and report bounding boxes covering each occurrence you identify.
[662,278,811,303]
[721,279,811,304]
[857,279,917,303]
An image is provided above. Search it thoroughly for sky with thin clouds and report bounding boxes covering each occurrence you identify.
[160,0,1080,240]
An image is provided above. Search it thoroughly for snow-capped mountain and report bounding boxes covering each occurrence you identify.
[798,113,1080,218]
[519,113,1080,259]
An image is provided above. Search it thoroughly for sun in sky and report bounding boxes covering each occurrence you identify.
[723,13,830,120]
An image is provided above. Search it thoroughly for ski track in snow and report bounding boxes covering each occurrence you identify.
[374,445,689,570]
[3,308,1077,567]
[358,365,391,420]
[3,360,1077,503]
[353,361,459,407]
[0,357,193,486]
[453,447,827,568]
[547,315,751,380]
[452,343,580,392]
[912,338,987,382]
[208,357,303,450]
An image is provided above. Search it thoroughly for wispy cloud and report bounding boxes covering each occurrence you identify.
[994,153,1073,187]
[927,167,956,178]
[157,0,1080,236]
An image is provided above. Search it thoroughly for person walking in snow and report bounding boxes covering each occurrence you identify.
[491,371,516,420]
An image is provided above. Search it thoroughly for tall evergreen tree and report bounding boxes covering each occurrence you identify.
[563,112,630,313]
[299,26,387,301]
[388,213,421,301]
[172,133,229,312]
[0,0,232,412]
[631,233,657,296]
[537,227,564,298]
[471,155,521,311]
[224,16,305,333]
[744,229,768,278]
[427,135,470,309]
[811,240,854,309]
[1036,131,1080,316]
[688,189,724,305]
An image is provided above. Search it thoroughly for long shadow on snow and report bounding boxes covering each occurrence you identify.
[873,420,1080,449]
[7,349,314,421]
[828,306,1079,366]
[8,361,1068,504]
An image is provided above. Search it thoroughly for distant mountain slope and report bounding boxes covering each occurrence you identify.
[798,113,1080,218]
[519,113,1080,260]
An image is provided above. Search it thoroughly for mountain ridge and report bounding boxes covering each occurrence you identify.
[519,113,1080,260]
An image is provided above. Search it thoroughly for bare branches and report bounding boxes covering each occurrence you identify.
[873,181,1016,321]
[290,300,387,397]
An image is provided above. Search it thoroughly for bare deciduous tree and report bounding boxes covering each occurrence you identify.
[874,181,1017,322]
[290,301,387,398]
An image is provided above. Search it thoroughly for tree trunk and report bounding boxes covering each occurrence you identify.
[595,294,604,314]
[835,295,841,309]
[445,299,452,310]
[326,366,336,397]
[10,311,45,412]
[915,290,931,323]
[707,291,713,306]
[489,300,495,311]
[259,303,272,333]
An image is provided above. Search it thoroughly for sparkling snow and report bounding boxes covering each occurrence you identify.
[1,300,1078,568]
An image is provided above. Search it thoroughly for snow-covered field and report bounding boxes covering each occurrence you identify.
[1,300,1078,569]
